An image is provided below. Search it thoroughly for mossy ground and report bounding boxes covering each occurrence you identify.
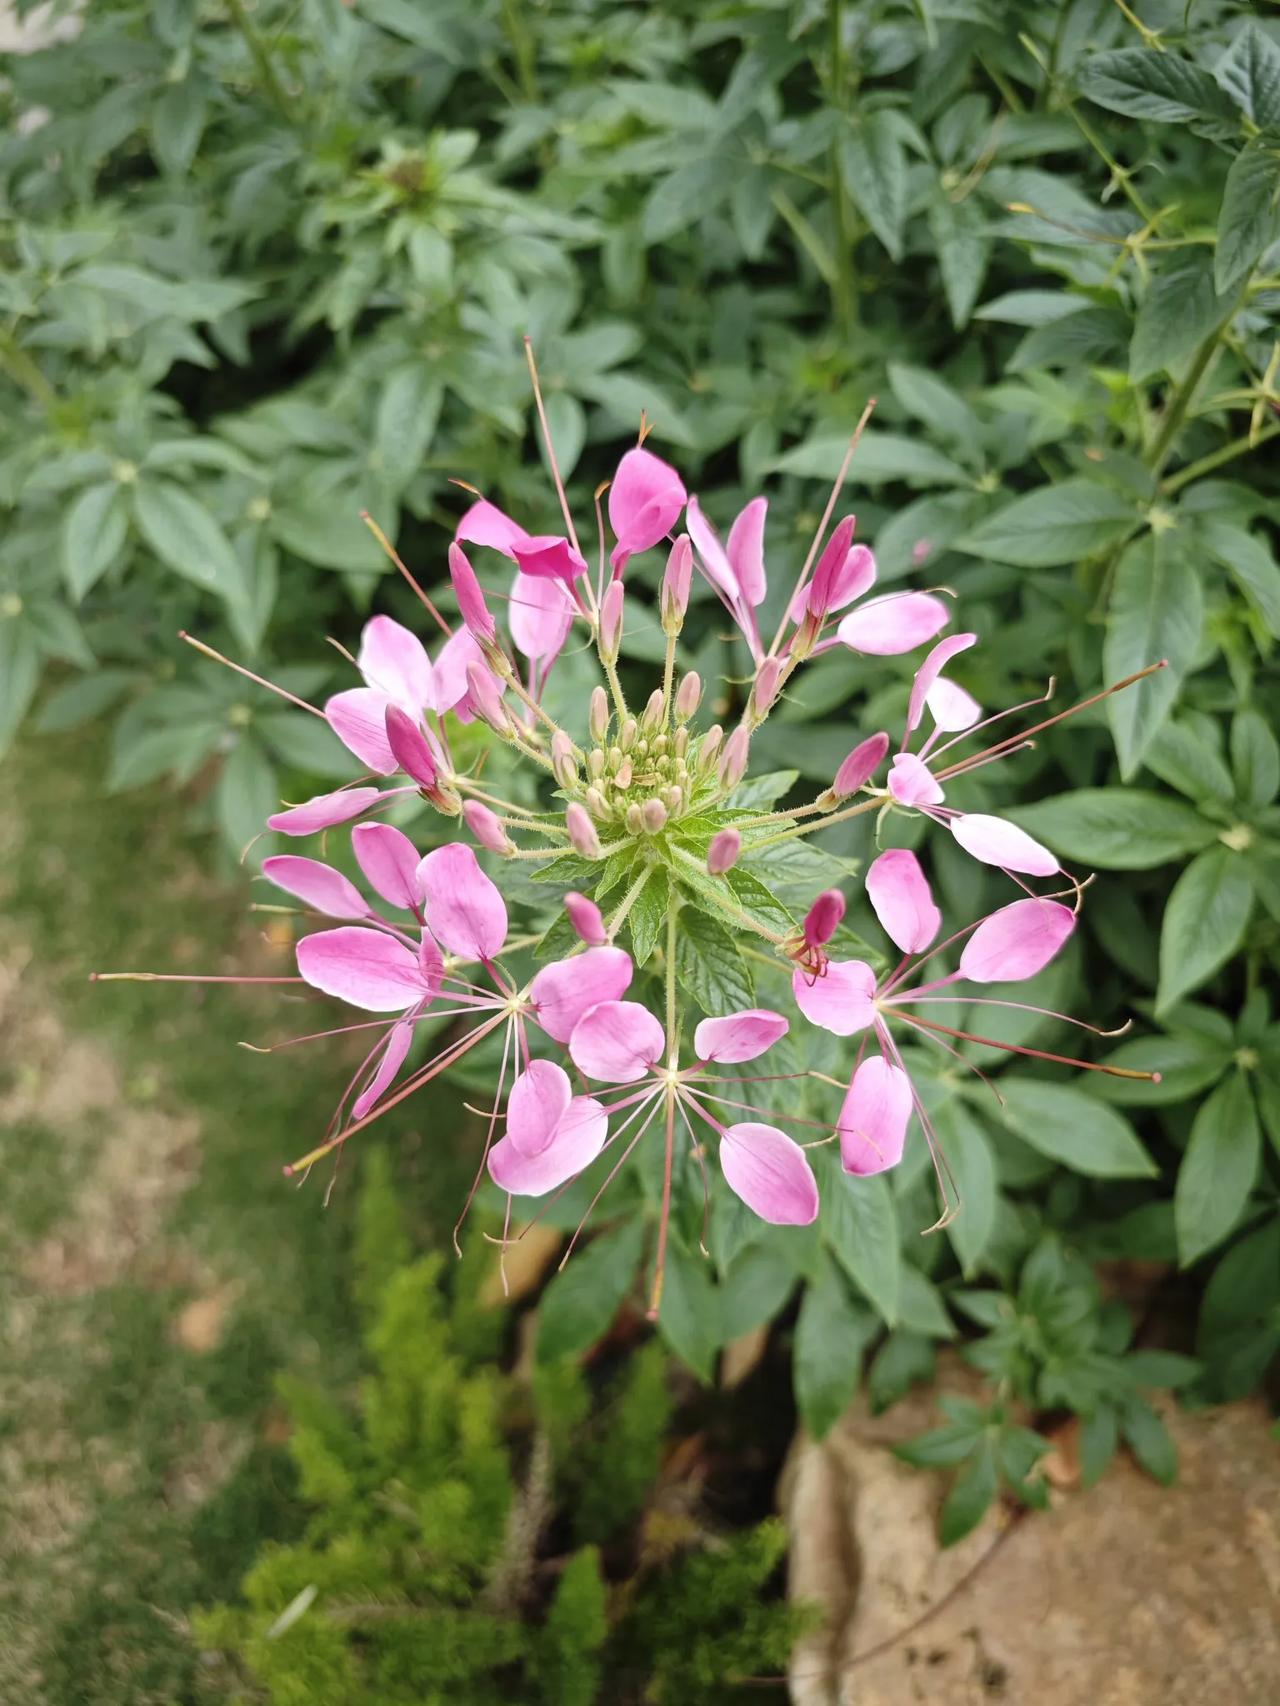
[0,735,477,1704]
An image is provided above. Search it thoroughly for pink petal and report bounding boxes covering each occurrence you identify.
[926,676,981,732]
[430,628,486,715]
[268,787,387,836]
[455,497,530,558]
[352,822,423,910]
[568,999,664,1083]
[838,1057,912,1176]
[824,544,877,615]
[803,890,846,951]
[887,752,945,807]
[807,516,856,618]
[352,1020,415,1120]
[685,496,737,599]
[506,1059,573,1157]
[418,842,508,960]
[383,705,438,789]
[608,446,687,567]
[727,497,768,607]
[906,632,977,734]
[791,959,877,1037]
[866,848,941,954]
[950,813,1059,877]
[509,572,575,661]
[449,542,497,642]
[510,534,588,582]
[357,615,434,716]
[262,855,370,920]
[719,1123,819,1225]
[296,926,435,1012]
[488,1096,608,1196]
[564,892,608,947]
[325,687,397,773]
[833,731,889,796]
[837,591,950,655]
[529,946,634,1044]
[693,1008,789,1064]
[958,898,1075,984]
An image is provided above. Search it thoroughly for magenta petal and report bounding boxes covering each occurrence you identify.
[791,959,877,1037]
[418,842,508,960]
[352,1020,415,1120]
[719,1123,819,1225]
[325,688,398,773]
[510,534,588,582]
[296,926,432,1012]
[833,731,890,795]
[906,632,977,733]
[455,497,531,559]
[268,787,387,836]
[568,999,664,1083]
[837,591,950,655]
[803,890,846,951]
[262,855,370,920]
[509,571,575,661]
[608,446,687,562]
[357,615,435,716]
[838,1057,912,1175]
[727,497,768,607]
[950,813,1059,877]
[807,517,857,617]
[887,752,945,807]
[352,822,423,910]
[693,1008,789,1064]
[506,1059,573,1157]
[430,628,486,715]
[488,1096,608,1197]
[825,544,877,614]
[529,946,634,1044]
[926,676,981,732]
[685,497,737,599]
[866,848,941,954]
[959,898,1075,984]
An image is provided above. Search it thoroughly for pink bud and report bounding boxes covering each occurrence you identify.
[462,799,513,855]
[564,891,608,946]
[449,542,496,642]
[598,580,625,664]
[551,730,577,788]
[707,827,741,874]
[751,656,783,719]
[465,660,507,730]
[806,516,857,618]
[566,802,602,859]
[833,731,890,797]
[383,705,438,789]
[675,672,702,722]
[642,798,668,833]
[589,686,609,743]
[661,534,693,632]
[803,890,846,950]
[717,726,750,789]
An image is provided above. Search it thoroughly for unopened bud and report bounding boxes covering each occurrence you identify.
[661,534,693,633]
[717,726,750,790]
[588,748,605,779]
[619,716,638,752]
[806,516,858,620]
[675,671,702,722]
[589,685,609,744]
[625,803,644,834]
[584,786,607,817]
[707,827,741,874]
[750,656,783,722]
[827,730,890,802]
[641,688,664,732]
[565,891,608,946]
[449,542,497,645]
[462,800,513,855]
[651,733,668,758]
[663,785,683,813]
[465,660,507,731]
[598,580,625,665]
[551,730,578,789]
[700,724,723,768]
[607,745,623,772]
[566,802,601,859]
[673,727,688,758]
[383,705,437,790]
[642,798,668,833]
[803,889,846,950]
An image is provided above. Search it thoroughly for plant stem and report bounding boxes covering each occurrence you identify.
[608,865,654,937]
[745,793,881,852]
[602,653,628,725]
[1161,418,1280,494]
[226,0,294,119]
[668,846,785,946]
[664,899,680,1063]
[0,333,55,407]
[1146,311,1234,479]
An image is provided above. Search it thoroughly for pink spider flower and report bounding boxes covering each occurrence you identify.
[791,849,1154,1202]
[454,500,579,673]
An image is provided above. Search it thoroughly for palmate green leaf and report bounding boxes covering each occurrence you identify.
[374,365,443,493]
[1215,139,1280,296]
[1231,710,1280,807]
[1104,532,1204,777]
[628,866,669,967]
[61,480,129,600]
[957,480,1137,567]
[133,478,246,597]
[674,909,754,1016]
[656,1240,721,1381]
[1213,22,1280,129]
[793,1251,877,1439]
[1156,846,1254,1013]
[1008,789,1216,869]
[887,362,982,455]
[991,1081,1158,1179]
[931,1101,998,1276]
[840,114,906,260]
[1077,49,1239,129]
[536,1220,644,1362]
[0,620,42,759]
[641,156,726,243]
[1129,254,1227,382]
[822,1163,901,1326]
[770,430,969,488]
[151,79,208,176]
[938,1438,998,1547]
[1198,516,1280,636]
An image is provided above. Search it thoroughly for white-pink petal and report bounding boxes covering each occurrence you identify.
[325,687,398,773]
[430,628,486,715]
[418,842,508,960]
[693,1008,789,1064]
[262,855,370,920]
[296,926,435,1012]
[719,1123,819,1225]
[887,752,945,807]
[959,898,1075,984]
[455,497,531,558]
[569,999,664,1083]
[488,1096,608,1197]
[727,497,768,607]
[353,1020,415,1120]
[866,848,941,954]
[837,591,950,655]
[950,813,1059,876]
[529,946,634,1044]
[506,1059,573,1157]
[685,496,737,599]
[838,1056,912,1176]
[926,676,981,731]
[352,822,423,910]
[509,571,575,661]
[268,787,387,836]
[357,615,435,716]
[791,959,877,1037]
[906,632,977,733]
[608,446,686,566]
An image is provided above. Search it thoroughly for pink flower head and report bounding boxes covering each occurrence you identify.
[455,497,531,558]
[781,513,945,657]
[608,445,687,574]
[325,614,445,775]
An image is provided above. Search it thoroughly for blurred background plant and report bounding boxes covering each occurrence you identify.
[2,0,1278,1684]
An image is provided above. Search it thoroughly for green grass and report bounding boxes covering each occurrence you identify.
[0,734,480,1704]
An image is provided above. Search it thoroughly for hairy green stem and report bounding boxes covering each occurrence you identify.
[745,792,882,852]
[1161,419,1280,494]
[226,0,294,118]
